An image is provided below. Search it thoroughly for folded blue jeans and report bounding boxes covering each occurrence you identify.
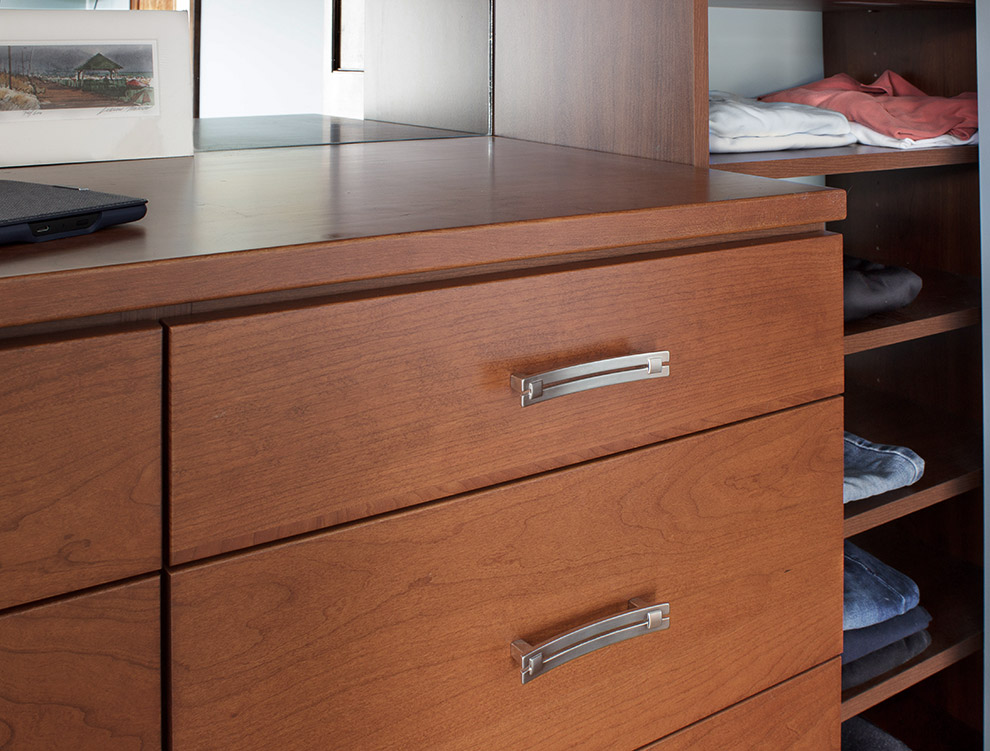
[841,717,913,751]
[841,629,931,690]
[844,540,920,630]
[843,605,931,664]
[844,432,925,503]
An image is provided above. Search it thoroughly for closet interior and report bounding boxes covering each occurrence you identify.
[708,2,982,747]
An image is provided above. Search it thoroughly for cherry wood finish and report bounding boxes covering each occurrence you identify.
[0,138,843,329]
[641,661,841,750]
[0,326,161,610]
[494,0,708,165]
[843,269,980,355]
[167,235,842,563]
[710,144,978,178]
[0,576,161,751]
[170,399,843,751]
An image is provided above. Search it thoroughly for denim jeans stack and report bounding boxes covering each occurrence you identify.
[843,539,931,685]
[842,433,929,749]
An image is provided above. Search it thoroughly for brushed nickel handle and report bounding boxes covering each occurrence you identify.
[511,598,670,684]
[510,351,669,407]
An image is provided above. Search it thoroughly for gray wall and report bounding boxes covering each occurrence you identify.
[708,8,822,97]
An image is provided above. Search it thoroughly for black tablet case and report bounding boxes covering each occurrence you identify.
[0,179,147,245]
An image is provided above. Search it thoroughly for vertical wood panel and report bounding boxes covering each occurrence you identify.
[824,7,976,96]
[494,0,704,164]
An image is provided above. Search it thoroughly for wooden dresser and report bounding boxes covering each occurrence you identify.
[0,137,846,750]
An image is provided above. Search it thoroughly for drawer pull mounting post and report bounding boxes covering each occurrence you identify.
[511,598,670,684]
[510,352,669,407]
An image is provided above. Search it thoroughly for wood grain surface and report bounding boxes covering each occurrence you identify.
[0,326,161,610]
[170,399,843,751]
[0,576,161,751]
[641,661,840,750]
[167,234,843,562]
[494,0,705,164]
[824,5,976,96]
[829,165,980,277]
[0,138,843,328]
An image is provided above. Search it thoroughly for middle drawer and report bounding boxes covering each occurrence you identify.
[170,398,843,751]
[167,235,841,562]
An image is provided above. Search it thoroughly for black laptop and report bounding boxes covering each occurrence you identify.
[0,179,147,245]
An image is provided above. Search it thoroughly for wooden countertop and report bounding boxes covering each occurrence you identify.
[0,136,844,327]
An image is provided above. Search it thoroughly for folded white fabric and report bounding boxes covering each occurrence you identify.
[709,90,852,138]
[711,131,857,153]
[848,121,979,150]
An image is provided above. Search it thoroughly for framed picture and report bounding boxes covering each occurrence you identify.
[0,9,192,166]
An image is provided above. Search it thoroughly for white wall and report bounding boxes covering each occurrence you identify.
[708,8,823,98]
[0,0,128,7]
[199,0,325,118]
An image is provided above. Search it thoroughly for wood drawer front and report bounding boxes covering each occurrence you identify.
[0,577,161,751]
[0,327,161,610]
[170,399,843,751]
[168,235,842,562]
[642,660,840,750]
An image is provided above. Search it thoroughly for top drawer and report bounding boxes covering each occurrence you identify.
[168,234,842,563]
[0,326,161,609]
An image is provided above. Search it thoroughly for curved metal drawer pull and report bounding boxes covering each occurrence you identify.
[510,351,669,407]
[511,598,670,684]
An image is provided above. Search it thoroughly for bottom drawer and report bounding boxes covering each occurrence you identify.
[0,576,161,751]
[643,660,840,750]
[170,399,842,751]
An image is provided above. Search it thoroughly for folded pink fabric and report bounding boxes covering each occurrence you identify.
[760,71,977,141]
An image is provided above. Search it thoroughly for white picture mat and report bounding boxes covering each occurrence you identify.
[0,10,192,166]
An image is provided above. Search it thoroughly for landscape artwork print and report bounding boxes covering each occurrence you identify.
[0,42,157,118]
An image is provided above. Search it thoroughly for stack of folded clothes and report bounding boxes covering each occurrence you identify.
[842,716,914,751]
[709,90,855,152]
[843,540,931,691]
[843,256,923,323]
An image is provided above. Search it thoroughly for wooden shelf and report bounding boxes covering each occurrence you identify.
[840,542,982,721]
[710,145,977,178]
[844,270,981,355]
[843,388,982,538]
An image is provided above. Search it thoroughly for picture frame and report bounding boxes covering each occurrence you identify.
[0,9,192,166]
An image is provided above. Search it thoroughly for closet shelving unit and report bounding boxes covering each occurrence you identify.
[708,0,983,747]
